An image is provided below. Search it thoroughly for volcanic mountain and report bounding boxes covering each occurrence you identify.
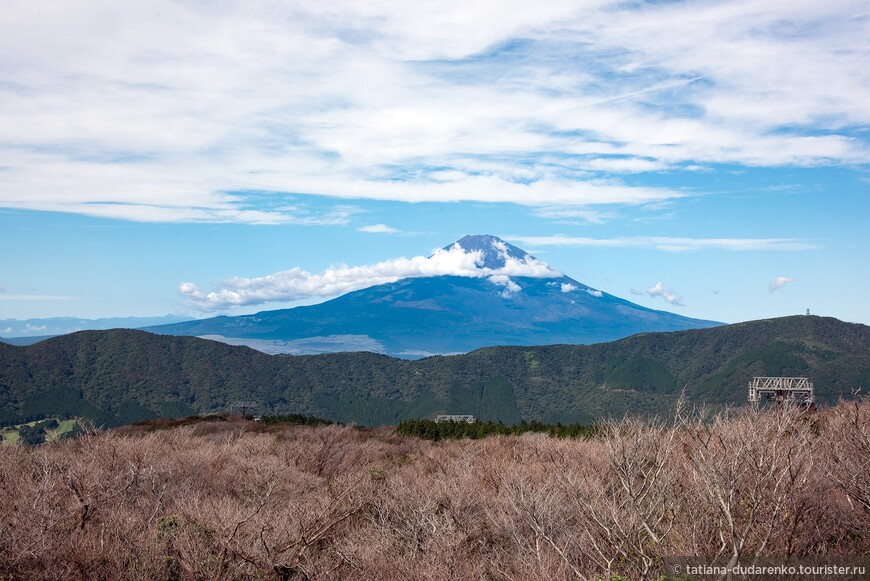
[146,235,721,357]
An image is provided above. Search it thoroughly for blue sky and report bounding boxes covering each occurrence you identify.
[1,0,868,326]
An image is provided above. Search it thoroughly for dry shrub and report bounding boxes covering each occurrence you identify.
[1,399,868,580]
[675,406,816,560]
[821,396,870,536]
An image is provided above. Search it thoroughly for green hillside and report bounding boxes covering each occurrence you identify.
[0,315,867,427]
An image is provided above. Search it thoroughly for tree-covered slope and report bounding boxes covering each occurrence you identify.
[1,316,867,427]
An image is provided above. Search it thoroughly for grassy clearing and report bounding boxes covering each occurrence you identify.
[0,417,76,446]
[47,418,77,441]
[0,427,20,445]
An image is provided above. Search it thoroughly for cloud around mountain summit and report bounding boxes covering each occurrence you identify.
[180,243,560,310]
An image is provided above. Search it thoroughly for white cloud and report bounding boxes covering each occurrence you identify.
[506,235,818,252]
[181,243,559,310]
[581,157,668,174]
[358,224,400,234]
[586,289,603,298]
[560,282,577,293]
[769,276,796,293]
[488,275,522,298]
[647,282,684,306]
[0,0,866,222]
[179,282,199,295]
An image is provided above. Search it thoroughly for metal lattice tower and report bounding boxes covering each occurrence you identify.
[748,377,814,405]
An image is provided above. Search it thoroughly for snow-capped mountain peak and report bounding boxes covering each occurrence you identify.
[447,234,551,273]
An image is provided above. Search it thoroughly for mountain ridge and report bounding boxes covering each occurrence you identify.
[0,314,193,341]
[2,315,867,427]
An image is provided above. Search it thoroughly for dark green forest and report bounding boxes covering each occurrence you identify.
[0,315,868,427]
[396,418,598,441]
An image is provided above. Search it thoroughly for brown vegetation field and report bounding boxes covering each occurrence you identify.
[1,399,868,580]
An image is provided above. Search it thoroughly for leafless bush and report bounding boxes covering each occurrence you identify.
[1,399,868,580]
[676,405,818,563]
[820,394,870,535]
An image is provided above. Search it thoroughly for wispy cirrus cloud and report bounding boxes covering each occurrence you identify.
[0,0,866,223]
[505,235,818,252]
[0,294,80,301]
[532,206,615,225]
[180,243,560,310]
[358,224,400,234]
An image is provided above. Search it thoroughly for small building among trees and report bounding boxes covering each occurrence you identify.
[435,414,476,423]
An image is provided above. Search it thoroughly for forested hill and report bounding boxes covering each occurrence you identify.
[1,315,868,427]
